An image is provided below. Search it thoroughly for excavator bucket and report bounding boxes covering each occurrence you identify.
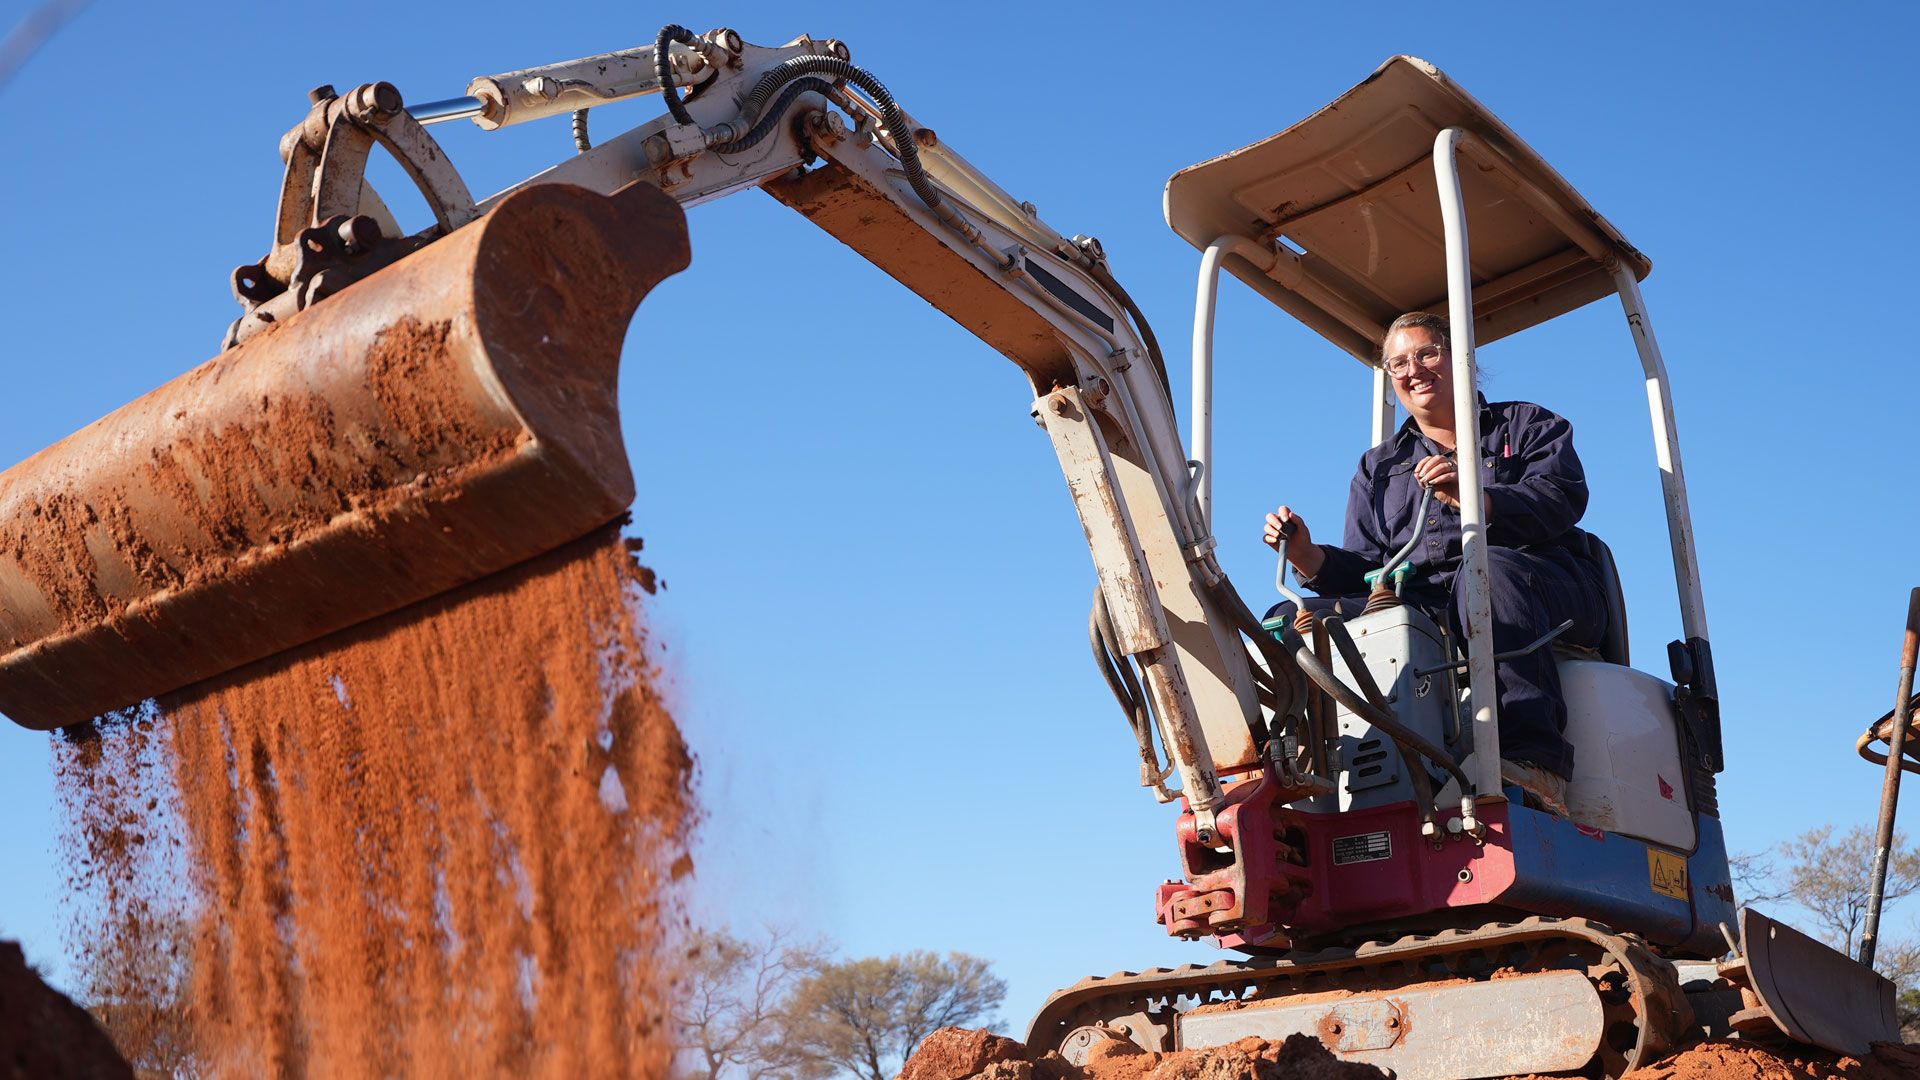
[0,181,690,729]
[1723,907,1901,1057]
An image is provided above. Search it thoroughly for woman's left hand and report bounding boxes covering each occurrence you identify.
[1414,455,1462,508]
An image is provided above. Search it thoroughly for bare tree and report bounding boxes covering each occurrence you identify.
[676,926,831,1080]
[782,951,1005,1080]
[1728,849,1791,908]
[1772,824,1920,959]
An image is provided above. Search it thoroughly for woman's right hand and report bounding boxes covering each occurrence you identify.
[1263,506,1325,578]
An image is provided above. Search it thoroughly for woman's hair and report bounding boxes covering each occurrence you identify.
[1381,311,1450,361]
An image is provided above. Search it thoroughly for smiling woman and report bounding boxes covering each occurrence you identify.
[1263,309,1610,804]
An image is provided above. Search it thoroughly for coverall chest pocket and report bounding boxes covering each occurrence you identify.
[1380,462,1421,540]
[1489,449,1524,486]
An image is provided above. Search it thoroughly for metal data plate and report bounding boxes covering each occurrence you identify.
[1176,969,1602,1080]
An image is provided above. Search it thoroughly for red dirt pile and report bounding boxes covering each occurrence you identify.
[902,1028,1920,1080]
[1614,1038,1920,1079]
[0,939,132,1079]
[54,527,691,1078]
[900,1027,1389,1080]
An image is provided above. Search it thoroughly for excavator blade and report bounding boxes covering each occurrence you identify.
[0,181,690,729]
[1724,907,1901,1057]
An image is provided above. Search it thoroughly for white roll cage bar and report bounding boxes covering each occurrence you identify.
[1178,57,1714,803]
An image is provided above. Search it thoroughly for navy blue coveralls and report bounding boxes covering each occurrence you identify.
[1276,398,1608,780]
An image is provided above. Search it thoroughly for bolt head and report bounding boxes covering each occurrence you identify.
[337,215,383,254]
[349,81,404,121]
[308,84,337,104]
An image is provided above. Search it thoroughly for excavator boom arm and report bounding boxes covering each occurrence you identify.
[2,28,1276,832]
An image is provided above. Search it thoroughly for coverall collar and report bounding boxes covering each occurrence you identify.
[1393,393,1495,454]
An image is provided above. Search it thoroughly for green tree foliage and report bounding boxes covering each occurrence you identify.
[1900,987,1920,1042]
[781,951,1006,1080]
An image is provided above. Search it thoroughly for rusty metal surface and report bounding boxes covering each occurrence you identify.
[1176,970,1602,1080]
[229,82,478,348]
[1724,907,1899,1057]
[0,181,690,729]
[1026,916,1690,1079]
[762,161,1075,389]
[1862,588,1920,966]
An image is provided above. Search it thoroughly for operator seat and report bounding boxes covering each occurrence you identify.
[1556,530,1629,666]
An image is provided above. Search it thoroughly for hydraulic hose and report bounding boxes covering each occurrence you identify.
[1323,615,1439,825]
[655,24,698,126]
[1090,587,1146,729]
[1091,586,1173,796]
[731,55,946,216]
[571,109,591,152]
[1278,621,1473,798]
[707,77,836,153]
[1086,260,1173,401]
[1202,574,1300,728]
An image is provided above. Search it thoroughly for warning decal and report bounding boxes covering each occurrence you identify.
[1332,830,1393,866]
[1648,849,1689,901]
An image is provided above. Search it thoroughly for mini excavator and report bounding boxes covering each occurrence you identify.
[0,26,1900,1079]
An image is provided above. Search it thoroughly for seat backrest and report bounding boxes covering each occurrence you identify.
[1575,530,1630,666]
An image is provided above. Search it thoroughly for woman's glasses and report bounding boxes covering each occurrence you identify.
[1383,343,1448,378]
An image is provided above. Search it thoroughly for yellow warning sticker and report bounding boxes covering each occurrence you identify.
[1648,849,1689,901]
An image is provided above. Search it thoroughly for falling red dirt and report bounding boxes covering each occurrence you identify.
[900,1027,1920,1080]
[54,527,692,1078]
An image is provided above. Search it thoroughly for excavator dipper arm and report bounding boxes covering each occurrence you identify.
[1,28,1293,846]
[423,29,1290,826]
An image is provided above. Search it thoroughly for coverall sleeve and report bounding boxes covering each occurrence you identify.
[1484,409,1588,547]
[1300,454,1390,596]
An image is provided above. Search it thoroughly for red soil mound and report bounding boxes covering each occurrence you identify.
[0,939,132,1079]
[55,527,691,1078]
[901,1026,1389,1080]
[903,1028,1920,1080]
[1616,1038,1920,1079]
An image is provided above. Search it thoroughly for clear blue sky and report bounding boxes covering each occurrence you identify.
[4,0,1918,1036]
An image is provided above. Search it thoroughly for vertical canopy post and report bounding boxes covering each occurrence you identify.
[1434,127,1499,806]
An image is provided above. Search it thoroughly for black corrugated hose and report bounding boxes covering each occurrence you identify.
[655,24,698,127]
[707,77,837,153]
[731,55,944,214]
[1278,620,1472,797]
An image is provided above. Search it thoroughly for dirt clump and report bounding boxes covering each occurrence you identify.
[906,1028,1920,1080]
[0,939,133,1079]
[55,525,690,1078]
[901,1028,1387,1080]
[1611,1038,1920,1079]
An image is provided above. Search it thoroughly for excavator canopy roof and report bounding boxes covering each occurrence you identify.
[1165,55,1650,364]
